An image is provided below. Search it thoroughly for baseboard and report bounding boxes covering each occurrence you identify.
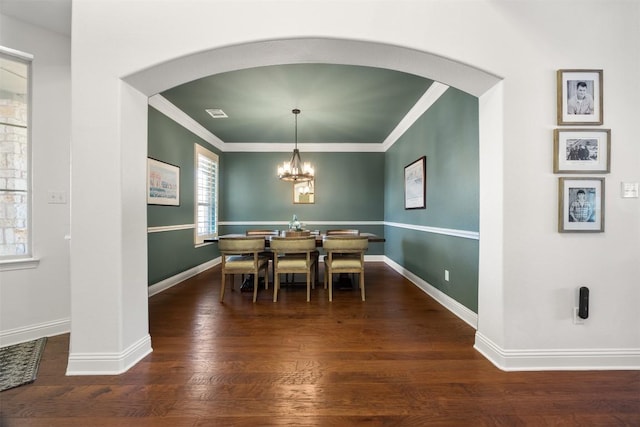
[383,256,478,329]
[148,258,221,297]
[66,334,153,375]
[0,318,70,347]
[475,332,640,371]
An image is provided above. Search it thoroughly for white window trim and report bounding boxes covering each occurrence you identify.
[1,46,34,261]
[194,143,219,245]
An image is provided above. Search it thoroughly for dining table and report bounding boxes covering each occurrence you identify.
[206,232,384,292]
[205,232,385,247]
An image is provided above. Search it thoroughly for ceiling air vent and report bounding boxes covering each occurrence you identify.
[205,108,228,119]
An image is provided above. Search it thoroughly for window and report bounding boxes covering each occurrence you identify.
[0,49,32,260]
[194,144,219,245]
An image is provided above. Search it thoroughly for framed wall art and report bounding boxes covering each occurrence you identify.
[293,180,315,204]
[558,177,604,233]
[404,156,426,209]
[553,128,610,173]
[147,158,180,206]
[557,69,603,125]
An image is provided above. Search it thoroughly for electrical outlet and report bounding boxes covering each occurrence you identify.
[47,191,67,204]
[573,307,585,325]
[444,269,450,282]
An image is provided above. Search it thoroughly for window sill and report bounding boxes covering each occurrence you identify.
[0,257,40,272]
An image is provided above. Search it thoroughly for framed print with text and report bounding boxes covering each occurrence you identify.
[404,156,426,209]
[557,69,603,125]
[558,177,604,233]
[553,128,610,173]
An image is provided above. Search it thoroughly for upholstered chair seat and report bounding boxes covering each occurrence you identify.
[322,235,368,301]
[218,236,270,303]
[270,236,317,302]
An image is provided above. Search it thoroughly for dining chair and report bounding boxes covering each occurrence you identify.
[270,236,317,302]
[322,235,369,302]
[218,236,270,303]
[245,229,280,281]
[280,230,319,283]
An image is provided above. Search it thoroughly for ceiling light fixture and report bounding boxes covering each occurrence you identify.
[277,108,314,182]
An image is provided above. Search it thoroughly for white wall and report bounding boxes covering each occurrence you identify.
[4,0,637,371]
[0,15,71,345]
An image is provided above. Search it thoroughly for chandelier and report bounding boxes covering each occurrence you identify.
[277,109,314,182]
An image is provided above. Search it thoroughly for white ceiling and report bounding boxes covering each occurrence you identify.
[1,0,71,36]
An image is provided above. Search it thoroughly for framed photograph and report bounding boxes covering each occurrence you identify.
[147,158,180,206]
[557,69,603,125]
[293,180,315,204]
[558,177,604,233]
[553,128,610,173]
[404,156,426,209]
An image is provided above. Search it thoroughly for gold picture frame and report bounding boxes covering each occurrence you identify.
[293,180,315,204]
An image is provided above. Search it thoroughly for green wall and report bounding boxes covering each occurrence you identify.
[147,107,221,284]
[384,88,479,311]
[219,151,385,255]
[147,87,479,313]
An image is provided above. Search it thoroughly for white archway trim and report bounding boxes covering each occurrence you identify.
[123,37,505,372]
[125,38,499,97]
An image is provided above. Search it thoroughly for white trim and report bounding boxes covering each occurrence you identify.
[148,81,448,155]
[0,257,40,271]
[149,95,225,151]
[66,334,153,376]
[147,224,195,233]
[384,256,478,329]
[223,142,385,153]
[381,82,449,151]
[0,318,70,347]
[385,221,479,240]
[219,220,385,226]
[148,257,220,297]
[474,332,640,371]
[0,46,34,61]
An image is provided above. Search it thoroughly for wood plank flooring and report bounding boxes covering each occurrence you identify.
[1,262,639,426]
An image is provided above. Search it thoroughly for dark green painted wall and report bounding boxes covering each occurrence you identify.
[220,151,384,221]
[219,151,385,255]
[147,107,221,284]
[384,88,479,311]
[147,87,479,313]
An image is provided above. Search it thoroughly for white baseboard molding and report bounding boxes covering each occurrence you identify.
[475,332,640,371]
[148,258,221,297]
[66,334,153,376]
[383,256,478,329]
[0,318,70,347]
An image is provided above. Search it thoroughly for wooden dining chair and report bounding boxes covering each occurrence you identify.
[322,235,369,302]
[245,229,280,281]
[218,236,270,303]
[270,236,317,302]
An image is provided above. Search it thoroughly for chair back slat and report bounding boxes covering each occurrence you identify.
[245,229,280,236]
[218,236,265,253]
[322,235,368,252]
[270,236,316,253]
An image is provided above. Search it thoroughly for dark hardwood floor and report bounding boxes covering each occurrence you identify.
[1,262,639,426]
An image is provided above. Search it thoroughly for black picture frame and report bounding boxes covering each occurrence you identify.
[404,156,426,210]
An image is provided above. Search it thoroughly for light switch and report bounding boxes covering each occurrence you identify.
[621,182,639,198]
